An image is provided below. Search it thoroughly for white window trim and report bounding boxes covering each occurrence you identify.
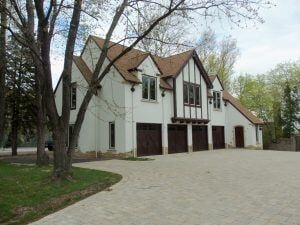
[213,91,222,110]
[142,74,157,102]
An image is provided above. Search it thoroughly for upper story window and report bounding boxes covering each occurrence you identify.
[213,91,221,109]
[142,75,157,101]
[70,82,77,110]
[183,82,201,106]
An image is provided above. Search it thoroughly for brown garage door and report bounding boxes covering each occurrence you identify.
[137,123,162,156]
[235,126,244,148]
[192,125,208,151]
[212,126,225,149]
[168,124,188,154]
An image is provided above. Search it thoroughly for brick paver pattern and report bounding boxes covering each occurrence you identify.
[31,150,300,225]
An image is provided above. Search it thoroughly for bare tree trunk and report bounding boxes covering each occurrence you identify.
[36,95,49,166]
[52,127,71,179]
[11,100,18,156]
[0,0,7,148]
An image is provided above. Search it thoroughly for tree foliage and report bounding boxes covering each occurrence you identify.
[232,61,300,145]
[196,29,239,89]
[5,37,36,155]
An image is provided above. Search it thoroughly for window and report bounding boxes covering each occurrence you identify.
[183,82,201,106]
[213,91,221,109]
[70,82,77,110]
[195,86,201,106]
[109,122,115,149]
[189,85,195,105]
[183,83,189,104]
[142,75,156,101]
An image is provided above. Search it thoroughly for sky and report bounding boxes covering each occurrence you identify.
[51,0,300,86]
[214,0,300,76]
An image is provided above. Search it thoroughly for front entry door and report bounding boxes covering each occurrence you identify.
[212,126,225,149]
[235,126,244,148]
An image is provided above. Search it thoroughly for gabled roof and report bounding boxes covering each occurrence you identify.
[73,56,93,83]
[153,50,213,88]
[209,74,224,90]
[153,50,194,77]
[223,90,264,125]
[90,36,143,83]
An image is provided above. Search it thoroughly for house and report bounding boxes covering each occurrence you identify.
[54,35,264,156]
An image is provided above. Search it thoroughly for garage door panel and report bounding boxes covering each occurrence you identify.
[168,125,187,154]
[137,123,162,156]
[193,125,208,151]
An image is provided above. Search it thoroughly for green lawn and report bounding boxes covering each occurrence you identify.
[0,161,122,225]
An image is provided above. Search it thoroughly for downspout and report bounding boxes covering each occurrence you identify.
[131,84,135,157]
[162,89,165,154]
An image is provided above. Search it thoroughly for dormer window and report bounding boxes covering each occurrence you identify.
[213,91,221,109]
[142,75,157,101]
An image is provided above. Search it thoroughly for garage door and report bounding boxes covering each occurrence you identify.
[212,126,225,149]
[168,124,188,154]
[137,123,162,156]
[192,125,208,151]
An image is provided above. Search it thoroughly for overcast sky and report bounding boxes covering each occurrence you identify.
[51,0,300,86]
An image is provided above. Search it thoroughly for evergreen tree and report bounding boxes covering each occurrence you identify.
[282,82,300,138]
[5,38,36,155]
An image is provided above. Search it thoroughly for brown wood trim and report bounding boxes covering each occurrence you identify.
[171,117,210,124]
[194,61,197,120]
[188,60,191,119]
[182,68,185,118]
[192,52,213,88]
[173,78,177,118]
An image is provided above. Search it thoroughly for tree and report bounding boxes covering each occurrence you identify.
[137,9,189,56]
[1,0,272,180]
[196,29,239,89]
[0,0,7,148]
[5,38,36,155]
[282,82,300,138]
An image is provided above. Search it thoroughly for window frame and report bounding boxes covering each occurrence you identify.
[109,122,115,149]
[183,82,201,107]
[213,91,221,110]
[70,82,77,110]
[142,75,157,101]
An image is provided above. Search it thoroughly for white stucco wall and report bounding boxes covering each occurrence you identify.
[226,103,263,149]
[54,62,99,152]
[124,56,174,155]
[176,58,208,120]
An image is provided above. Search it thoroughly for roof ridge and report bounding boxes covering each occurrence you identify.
[90,35,194,59]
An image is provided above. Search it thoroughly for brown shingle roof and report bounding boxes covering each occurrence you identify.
[153,50,194,77]
[78,35,212,91]
[223,90,264,125]
[90,36,143,83]
[73,56,93,83]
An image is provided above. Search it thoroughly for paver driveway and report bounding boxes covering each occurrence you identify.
[32,150,300,225]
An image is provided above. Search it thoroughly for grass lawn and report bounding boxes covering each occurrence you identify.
[0,161,122,225]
